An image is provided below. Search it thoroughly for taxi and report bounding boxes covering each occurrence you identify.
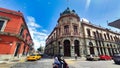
[27,53,42,61]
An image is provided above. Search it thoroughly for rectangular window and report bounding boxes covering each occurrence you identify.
[87,28,91,36]
[0,20,5,30]
[64,25,69,34]
[74,25,78,33]
[19,27,24,36]
[26,33,29,37]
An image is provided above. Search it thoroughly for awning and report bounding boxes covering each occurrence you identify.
[108,19,120,29]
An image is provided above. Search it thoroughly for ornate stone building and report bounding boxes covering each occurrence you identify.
[45,8,120,57]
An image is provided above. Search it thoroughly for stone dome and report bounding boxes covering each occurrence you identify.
[60,7,78,16]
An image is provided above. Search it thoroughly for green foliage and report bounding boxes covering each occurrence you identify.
[37,46,43,52]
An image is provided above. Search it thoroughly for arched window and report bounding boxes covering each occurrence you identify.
[74,40,80,56]
[104,34,107,40]
[107,33,110,40]
[89,42,95,54]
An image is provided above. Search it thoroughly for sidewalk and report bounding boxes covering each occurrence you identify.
[0,62,15,68]
[0,57,26,68]
[64,57,86,61]
[63,57,86,65]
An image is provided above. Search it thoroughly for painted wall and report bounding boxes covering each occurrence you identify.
[0,8,33,59]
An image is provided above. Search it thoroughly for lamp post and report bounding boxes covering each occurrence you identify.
[58,42,60,55]
[9,42,13,46]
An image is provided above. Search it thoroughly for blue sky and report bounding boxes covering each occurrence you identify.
[0,0,120,50]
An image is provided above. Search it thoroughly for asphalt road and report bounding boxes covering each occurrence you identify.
[11,58,120,68]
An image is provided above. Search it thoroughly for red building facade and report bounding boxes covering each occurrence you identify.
[0,8,33,59]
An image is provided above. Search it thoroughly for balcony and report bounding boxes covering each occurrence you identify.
[84,35,94,39]
[0,31,25,41]
[73,32,79,35]
[63,32,71,35]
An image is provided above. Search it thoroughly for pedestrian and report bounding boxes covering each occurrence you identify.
[75,53,77,60]
[57,56,63,68]
[60,57,69,68]
[53,57,61,68]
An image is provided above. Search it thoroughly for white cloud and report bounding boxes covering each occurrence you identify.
[27,16,41,28]
[42,29,48,33]
[85,0,91,11]
[81,18,89,23]
[27,16,48,50]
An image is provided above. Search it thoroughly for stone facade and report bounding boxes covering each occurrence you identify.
[45,8,120,57]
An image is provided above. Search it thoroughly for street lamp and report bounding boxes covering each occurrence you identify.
[9,42,13,46]
[58,41,62,56]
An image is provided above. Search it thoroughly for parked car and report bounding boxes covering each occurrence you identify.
[86,54,100,61]
[27,53,42,61]
[113,53,120,64]
[99,55,112,60]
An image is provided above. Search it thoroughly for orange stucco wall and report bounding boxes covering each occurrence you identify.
[0,35,17,54]
[0,8,33,57]
[0,12,22,34]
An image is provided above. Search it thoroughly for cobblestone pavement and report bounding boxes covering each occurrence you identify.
[66,59,120,68]
[11,59,54,68]
[0,58,120,68]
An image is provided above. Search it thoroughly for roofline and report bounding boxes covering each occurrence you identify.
[0,7,33,42]
[57,14,80,23]
[0,7,23,16]
[82,22,120,35]
[46,26,57,41]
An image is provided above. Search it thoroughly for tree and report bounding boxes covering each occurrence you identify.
[37,46,43,52]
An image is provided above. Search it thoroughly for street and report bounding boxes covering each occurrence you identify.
[10,58,120,68]
[11,59,53,68]
[68,60,120,68]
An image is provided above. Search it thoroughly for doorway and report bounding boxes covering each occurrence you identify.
[64,40,71,56]
[74,40,80,56]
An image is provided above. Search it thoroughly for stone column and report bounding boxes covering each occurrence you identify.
[102,48,105,55]
[60,45,64,56]
[84,46,89,55]
[71,44,75,57]
[80,47,82,57]
[110,48,113,56]
[106,48,109,55]
[98,48,101,55]
[94,47,98,56]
